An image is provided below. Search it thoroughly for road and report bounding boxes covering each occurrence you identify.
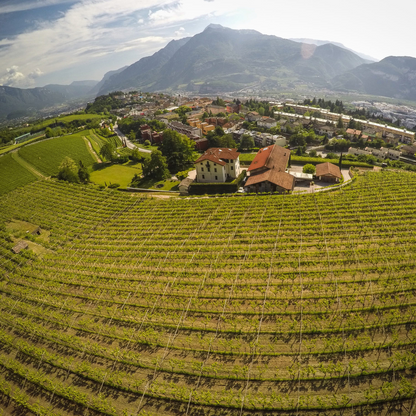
[114,125,151,153]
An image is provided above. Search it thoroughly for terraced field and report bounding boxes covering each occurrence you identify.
[0,171,415,415]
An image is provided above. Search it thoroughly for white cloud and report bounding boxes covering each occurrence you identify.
[0,65,43,87]
[0,0,78,15]
[2,0,414,87]
[0,0,178,86]
[174,26,189,38]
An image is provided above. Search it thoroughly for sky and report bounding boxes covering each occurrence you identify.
[0,0,415,88]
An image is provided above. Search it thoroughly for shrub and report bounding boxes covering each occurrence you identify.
[303,164,316,174]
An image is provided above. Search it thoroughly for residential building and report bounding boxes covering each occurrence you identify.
[346,128,362,138]
[315,162,342,182]
[168,121,201,139]
[194,138,209,151]
[244,145,294,193]
[257,117,277,129]
[195,148,241,183]
[386,148,401,160]
[206,104,227,115]
[370,148,388,159]
[348,147,371,157]
[401,144,416,157]
[318,125,335,138]
[246,111,262,122]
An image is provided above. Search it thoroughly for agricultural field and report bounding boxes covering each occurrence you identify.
[0,171,415,415]
[0,153,37,196]
[18,133,96,176]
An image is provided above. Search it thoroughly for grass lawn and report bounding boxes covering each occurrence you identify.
[90,162,142,188]
[137,144,159,152]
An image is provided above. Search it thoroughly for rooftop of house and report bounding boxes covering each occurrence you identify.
[260,117,276,123]
[194,148,240,166]
[247,145,290,173]
[346,128,362,135]
[245,169,294,190]
[315,162,342,179]
[402,144,416,153]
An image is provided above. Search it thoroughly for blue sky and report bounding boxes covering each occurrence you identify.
[0,0,415,88]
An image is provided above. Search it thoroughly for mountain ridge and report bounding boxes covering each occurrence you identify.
[97,24,368,95]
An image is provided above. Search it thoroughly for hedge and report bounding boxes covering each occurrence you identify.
[189,182,238,195]
[239,154,373,168]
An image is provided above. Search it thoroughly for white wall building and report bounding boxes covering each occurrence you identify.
[195,148,241,183]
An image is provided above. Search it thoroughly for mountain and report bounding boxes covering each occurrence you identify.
[332,56,416,101]
[43,81,98,100]
[88,67,128,96]
[97,38,191,95]
[97,24,368,95]
[290,38,377,62]
[0,85,69,119]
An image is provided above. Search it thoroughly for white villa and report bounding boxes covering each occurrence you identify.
[195,148,241,183]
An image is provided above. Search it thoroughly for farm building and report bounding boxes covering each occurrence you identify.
[178,177,194,195]
[244,145,294,193]
[12,241,29,254]
[315,162,342,182]
[245,169,295,193]
[194,148,241,183]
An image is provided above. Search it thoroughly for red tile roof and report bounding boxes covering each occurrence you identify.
[247,145,290,173]
[194,148,240,166]
[246,170,294,190]
[346,128,362,135]
[315,162,341,179]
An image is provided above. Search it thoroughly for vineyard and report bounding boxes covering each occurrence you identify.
[0,153,37,196]
[0,171,415,415]
[18,133,96,176]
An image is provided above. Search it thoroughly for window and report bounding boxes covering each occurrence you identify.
[215,176,218,180]
[200,163,203,165]
[201,167,204,172]
[231,166,233,170]
[202,175,205,179]
[214,168,217,172]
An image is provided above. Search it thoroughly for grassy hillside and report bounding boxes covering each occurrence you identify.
[0,171,415,415]
[0,153,37,196]
[18,133,95,176]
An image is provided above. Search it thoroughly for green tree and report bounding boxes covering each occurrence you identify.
[160,129,195,172]
[290,132,306,147]
[239,134,255,151]
[309,149,317,157]
[45,127,53,138]
[337,117,344,129]
[303,164,316,174]
[142,150,170,180]
[78,160,90,183]
[130,148,141,162]
[100,142,115,161]
[58,157,79,183]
